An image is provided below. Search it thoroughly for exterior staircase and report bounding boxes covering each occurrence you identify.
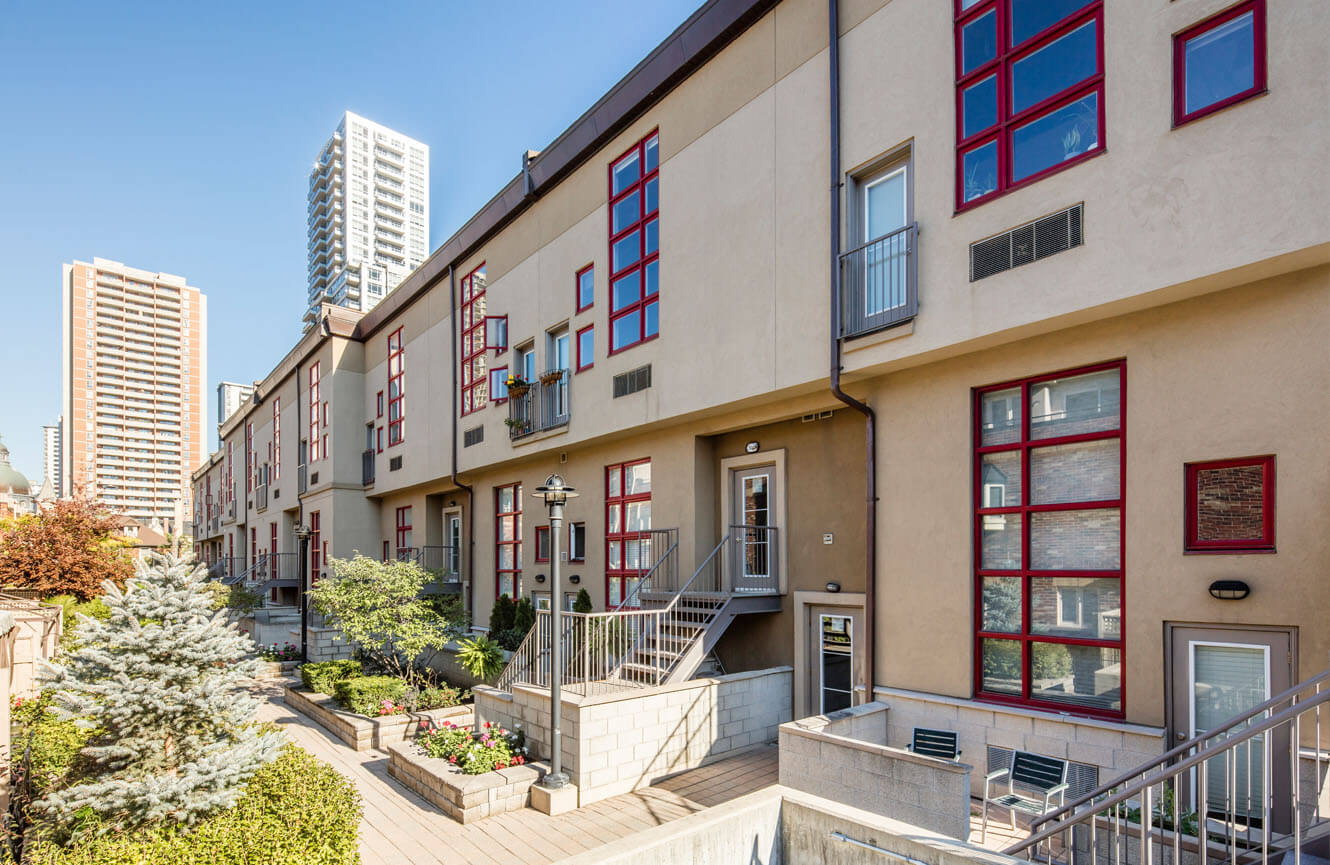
[495,526,780,695]
[1005,667,1330,864]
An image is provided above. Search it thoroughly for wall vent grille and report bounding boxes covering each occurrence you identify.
[613,365,652,398]
[389,456,403,472]
[970,203,1083,282]
[309,472,319,485]
[986,745,1099,801]
[463,426,484,447]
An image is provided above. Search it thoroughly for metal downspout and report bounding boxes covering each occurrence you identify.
[447,266,476,624]
[828,0,877,704]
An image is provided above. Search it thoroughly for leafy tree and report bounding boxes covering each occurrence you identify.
[0,492,133,600]
[34,554,283,836]
[309,555,464,687]
[573,588,593,613]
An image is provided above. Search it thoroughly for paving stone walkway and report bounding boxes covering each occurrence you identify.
[253,677,778,865]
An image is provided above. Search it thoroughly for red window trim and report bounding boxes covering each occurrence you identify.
[575,324,594,373]
[382,540,389,562]
[245,423,254,493]
[575,264,595,314]
[387,327,405,445]
[972,359,1126,720]
[1172,0,1267,128]
[954,1,1106,212]
[495,482,522,598]
[535,525,551,563]
[489,365,509,405]
[308,362,321,462]
[376,391,384,419]
[376,427,383,454]
[395,505,413,553]
[606,458,651,608]
[310,510,322,582]
[484,315,508,355]
[460,264,488,416]
[1184,455,1275,553]
[569,521,586,562]
[271,398,281,480]
[607,131,660,355]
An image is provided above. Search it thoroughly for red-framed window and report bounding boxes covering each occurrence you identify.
[608,132,659,354]
[270,523,278,562]
[395,506,413,554]
[382,540,389,562]
[250,527,256,568]
[495,483,522,598]
[308,363,321,462]
[535,526,551,563]
[974,360,1124,718]
[576,325,594,373]
[489,366,509,403]
[246,423,254,493]
[569,521,586,562]
[1184,455,1274,553]
[606,459,652,608]
[1173,0,1266,127]
[460,264,488,415]
[387,327,405,445]
[376,391,384,418]
[322,401,329,428]
[575,264,595,313]
[376,427,383,453]
[225,442,234,504]
[484,315,508,354]
[271,398,281,480]
[954,0,1104,210]
[310,511,321,582]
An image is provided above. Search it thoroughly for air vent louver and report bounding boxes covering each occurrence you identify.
[389,456,403,471]
[463,426,484,447]
[309,472,319,485]
[613,364,652,398]
[970,203,1083,281]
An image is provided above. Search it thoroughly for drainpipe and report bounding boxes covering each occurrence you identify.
[828,0,877,705]
[447,266,476,625]
[296,359,308,661]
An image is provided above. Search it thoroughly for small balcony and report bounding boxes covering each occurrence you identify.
[507,370,570,441]
[839,222,918,339]
[362,449,374,486]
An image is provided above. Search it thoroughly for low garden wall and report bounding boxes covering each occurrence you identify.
[283,686,471,751]
[778,701,972,840]
[386,740,543,823]
[474,666,793,806]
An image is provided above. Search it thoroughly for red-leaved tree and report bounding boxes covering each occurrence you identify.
[0,491,133,599]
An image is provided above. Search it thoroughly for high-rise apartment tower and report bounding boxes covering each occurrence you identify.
[61,258,206,530]
[304,111,429,329]
[41,421,61,494]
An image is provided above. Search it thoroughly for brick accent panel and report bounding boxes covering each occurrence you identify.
[1195,464,1266,541]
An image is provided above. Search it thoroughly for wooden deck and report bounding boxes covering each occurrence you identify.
[253,677,778,865]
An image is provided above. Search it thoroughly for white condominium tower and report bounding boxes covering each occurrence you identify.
[304,111,429,329]
[61,258,207,531]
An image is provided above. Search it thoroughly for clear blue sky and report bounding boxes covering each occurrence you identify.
[0,0,701,483]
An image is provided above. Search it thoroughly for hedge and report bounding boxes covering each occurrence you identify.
[300,659,363,696]
[25,744,362,865]
[333,675,407,716]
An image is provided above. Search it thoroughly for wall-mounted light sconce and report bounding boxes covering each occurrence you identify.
[1208,580,1251,600]
[745,441,760,454]
[825,581,841,593]
[534,573,546,584]
[568,574,581,585]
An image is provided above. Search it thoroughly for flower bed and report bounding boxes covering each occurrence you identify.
[417,720,528,774]
[282,685,471,752]
[386,727,544,823]
[256,641,300,662]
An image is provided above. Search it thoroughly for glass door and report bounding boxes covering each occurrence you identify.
[731,466,776,593]
[819,614,854,713]
[862,163,909,316]
[445,512,461,576]
[549,329,570,420]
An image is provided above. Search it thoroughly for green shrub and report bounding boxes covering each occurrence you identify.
[47,595,111,653]
[225,583,264,616]
[299,659,362,696]
[333,675,407,716]
[12,692,95,795]
[488,594,516,634]
[455,635,505,682]
[406,683,465,712]
[573,588,593,613]
[24,744,361,865]
[512,597,535,635]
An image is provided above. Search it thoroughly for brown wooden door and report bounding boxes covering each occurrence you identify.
[1167,624,1294,831]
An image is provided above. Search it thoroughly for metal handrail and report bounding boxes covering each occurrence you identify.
[612,528,679,612]
[1007,673,1330,863]
[1033,667,1330,832]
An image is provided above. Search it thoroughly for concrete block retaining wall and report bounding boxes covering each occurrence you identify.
[387,741,543,823]
[475,666,793,806]
[779,702,973,840]
[876,686,1165,797]
[283,686,471,751]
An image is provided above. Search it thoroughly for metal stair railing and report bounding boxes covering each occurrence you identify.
[1006,669,1330,864]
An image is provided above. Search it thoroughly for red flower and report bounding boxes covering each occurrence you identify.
[484,721,491,728]
[515,756,524,765]
[419,721,428,729]
[497,762,508,770]
[449,756,457,763]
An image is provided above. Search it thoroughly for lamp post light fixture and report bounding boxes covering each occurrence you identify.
[294,524,313,661]
[533,474,578,789]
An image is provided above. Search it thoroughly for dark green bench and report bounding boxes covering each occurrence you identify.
[907,727,961,760]
[981,750,1069,842]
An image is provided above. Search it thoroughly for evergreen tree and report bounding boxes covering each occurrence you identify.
[34,553,282,835]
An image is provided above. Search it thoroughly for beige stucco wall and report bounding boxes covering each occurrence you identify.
[868,266,1330,728]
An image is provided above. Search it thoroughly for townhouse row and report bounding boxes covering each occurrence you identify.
[194,0,1329,804]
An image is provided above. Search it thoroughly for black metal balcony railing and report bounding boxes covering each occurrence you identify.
[415,545,461,581]
[507,370,570,440]
[839,222,918,339]
[362,449,375,486]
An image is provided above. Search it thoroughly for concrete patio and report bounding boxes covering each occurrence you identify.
[254,677,778,865]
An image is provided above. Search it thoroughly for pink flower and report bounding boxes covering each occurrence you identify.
[419,721,428,729]
[486,740,496,749]
[484,722,491,729]
[449,756,457,764]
